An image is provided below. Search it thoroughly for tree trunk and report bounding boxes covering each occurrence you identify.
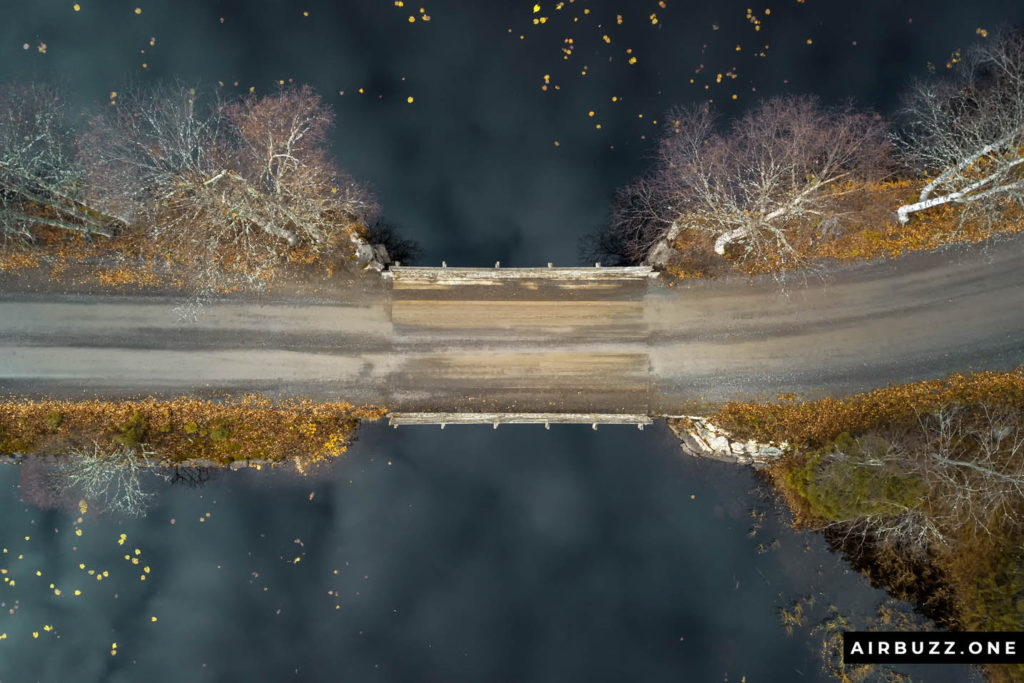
[713,225,752,255]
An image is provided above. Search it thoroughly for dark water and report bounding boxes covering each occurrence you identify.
[4,0,1024,266]
[0,424,975,682]
[1,2,1013,680]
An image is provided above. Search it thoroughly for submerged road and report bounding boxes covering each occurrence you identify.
[0,235,1022,415]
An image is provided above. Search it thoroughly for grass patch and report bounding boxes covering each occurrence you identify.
[0,396,386,468]
[713,369,1024,449]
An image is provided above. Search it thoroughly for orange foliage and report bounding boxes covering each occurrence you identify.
[667,178,1024,279]
[0,396,386,468]
[0,223,362,292]
[713,369,1024,449]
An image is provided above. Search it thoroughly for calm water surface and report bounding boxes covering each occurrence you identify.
[0,423,974,682]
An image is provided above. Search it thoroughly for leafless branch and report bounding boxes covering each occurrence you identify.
[611,96,890,274]
[894,28,1024,227]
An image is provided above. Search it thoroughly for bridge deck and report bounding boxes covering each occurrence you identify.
[385,266,654,414]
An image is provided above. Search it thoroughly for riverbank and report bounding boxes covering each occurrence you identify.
[672,370,1024,682]
[0,396,385,470]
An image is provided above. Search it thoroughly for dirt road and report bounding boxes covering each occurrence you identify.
[1,236,1022,415]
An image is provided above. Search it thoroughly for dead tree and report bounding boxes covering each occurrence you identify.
[82,83,377,290]
[895,28,1024,226]
[0,82,118,242]
[81,82,224,228]
[821,402,1024,555]
[222,85,377,247]
[607,177,672,265]
[649,97,890,272]
[909,403,1024,541]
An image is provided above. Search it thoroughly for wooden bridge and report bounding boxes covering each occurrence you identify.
[386,412,654,428]
[383,265,657,416]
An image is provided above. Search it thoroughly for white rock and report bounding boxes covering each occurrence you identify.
[709,435,731,452]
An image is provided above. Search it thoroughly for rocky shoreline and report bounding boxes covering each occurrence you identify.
[666,416,786,467]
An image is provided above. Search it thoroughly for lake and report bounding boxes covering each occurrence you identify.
[0,422,974,681]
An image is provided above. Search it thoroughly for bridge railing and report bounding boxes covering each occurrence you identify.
[384,265,656,281]
[387,412,653,429]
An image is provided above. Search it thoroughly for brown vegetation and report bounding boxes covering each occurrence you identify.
[714,370,1024,448]
[0,82,384,293]
[714,371,1024,682]
[0,396,386,470]
[894,27,1024,226]
[615,29,1024,281]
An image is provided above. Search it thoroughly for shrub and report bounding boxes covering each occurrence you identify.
[113,410,147,448]
[44,411,63,431]
[783,434,926,522]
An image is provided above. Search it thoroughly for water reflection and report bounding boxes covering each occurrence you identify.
[0,423,973,681]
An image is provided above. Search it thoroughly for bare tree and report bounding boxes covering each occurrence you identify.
[82,83,377,290]
[647,97,890,272]
[895,28,1024,226]
[812,402,1024,556]
[18,456,80,513]
[908,403,1024,541]
[81,82,224,227]
[222,85,377,245]
[0,82,117,242]
[606,177,673,265]
[168,465,215,488]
